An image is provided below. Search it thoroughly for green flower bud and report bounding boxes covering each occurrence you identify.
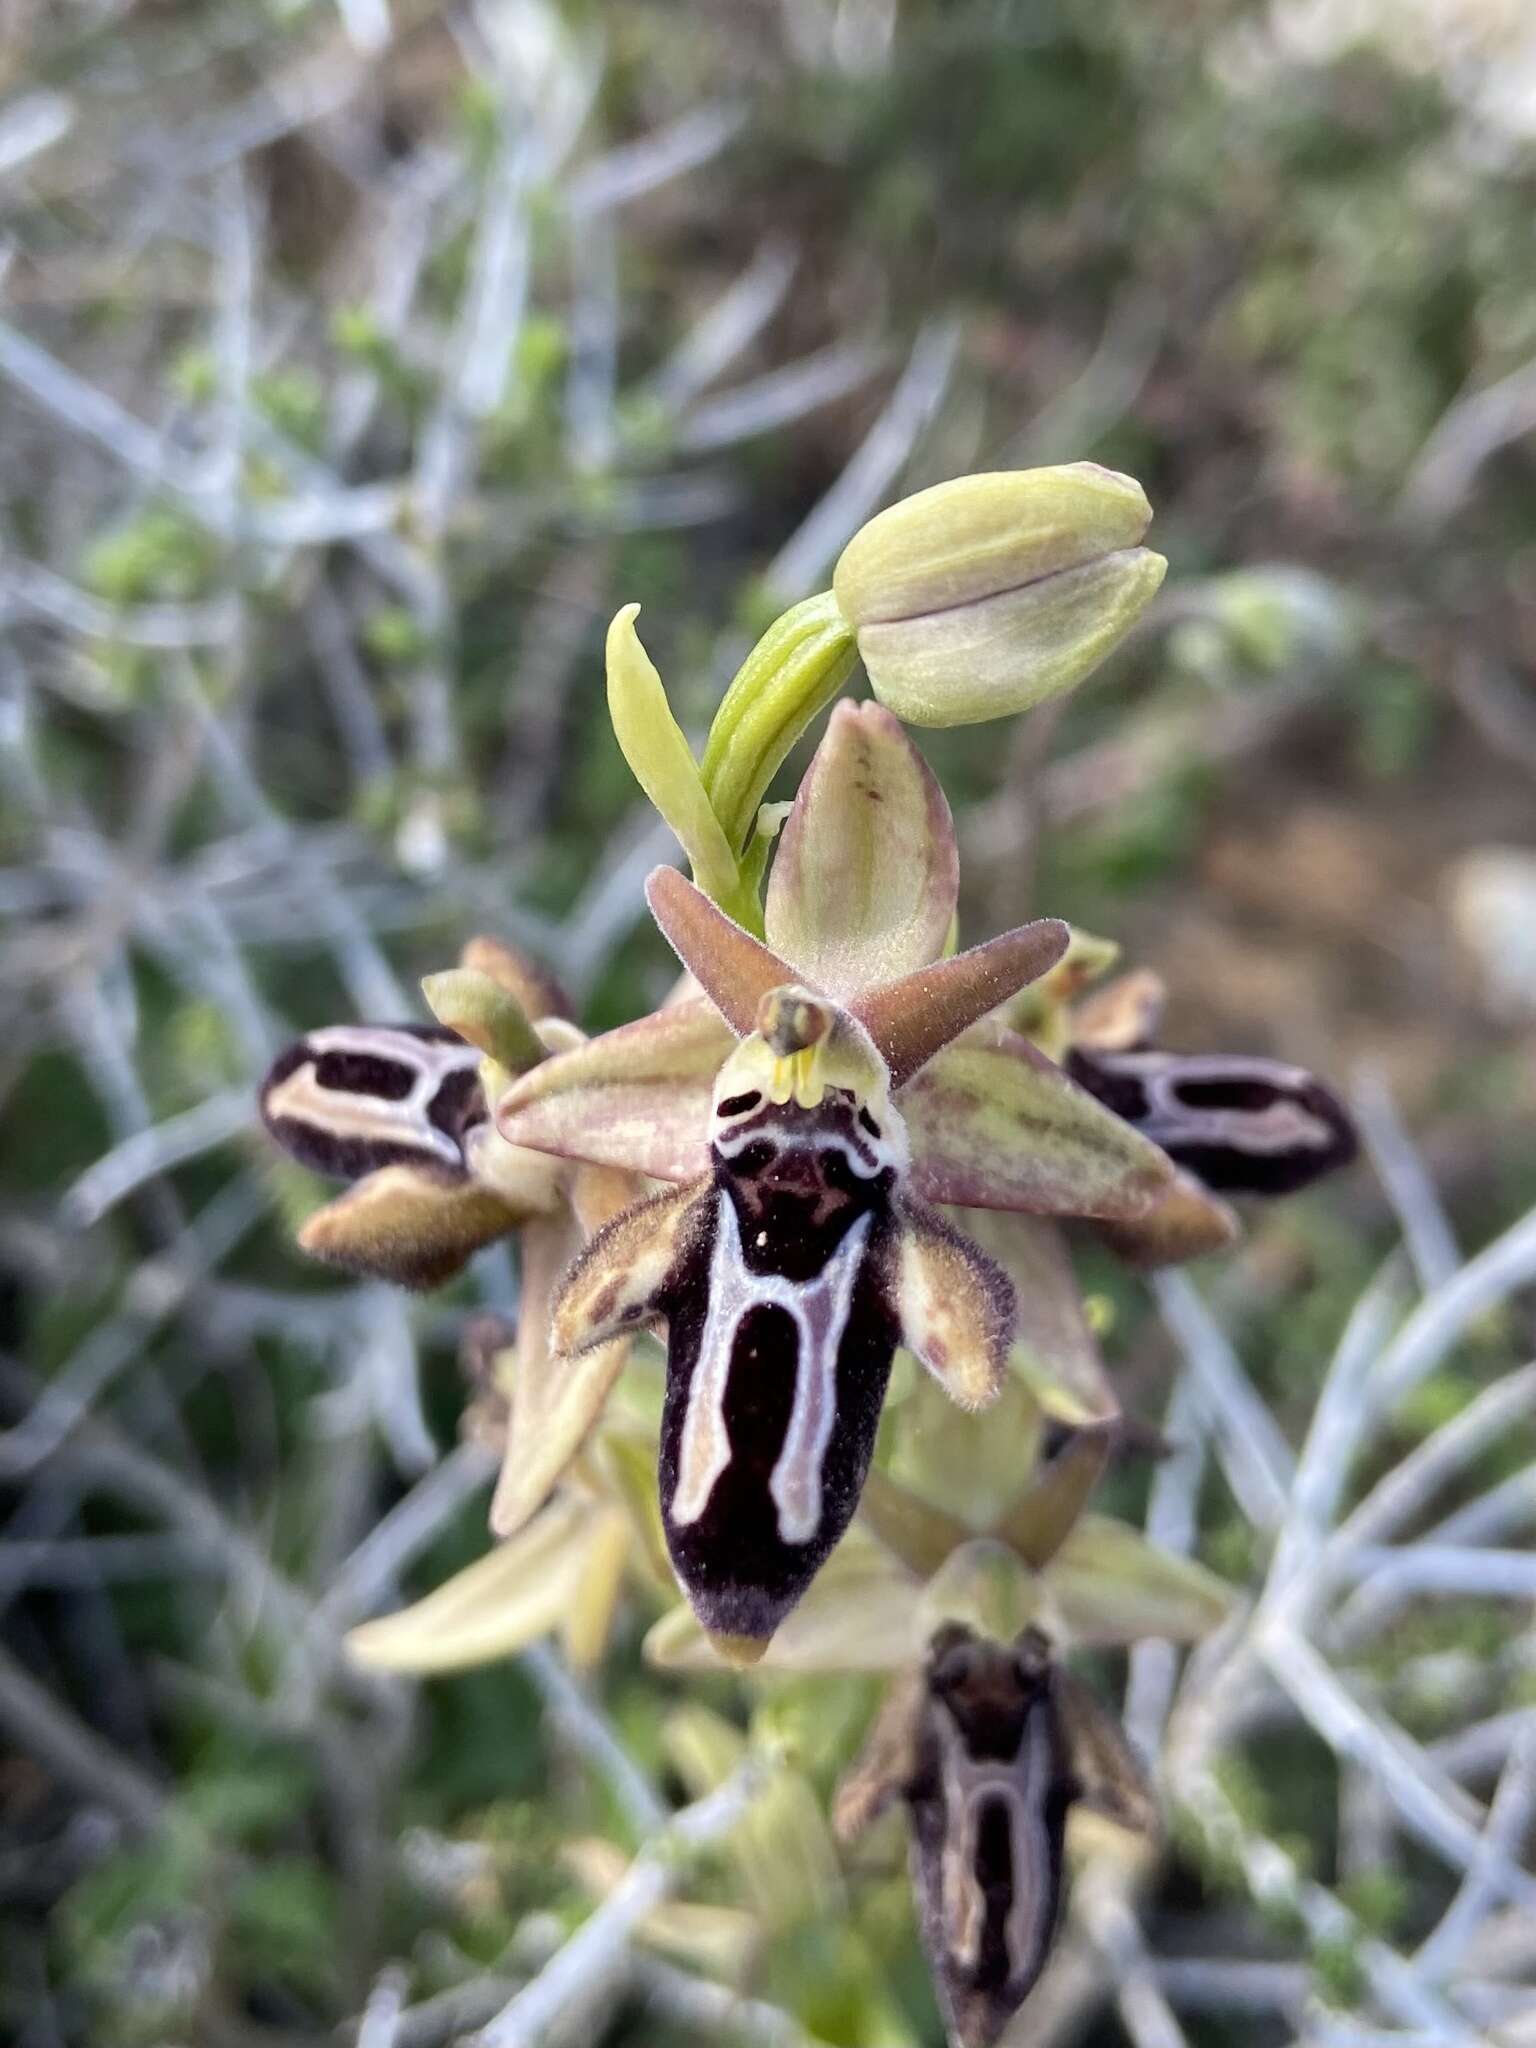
[832,464,1167,727]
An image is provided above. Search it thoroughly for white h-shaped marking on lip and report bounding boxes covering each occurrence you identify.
[672,1191,871,1544]
[938,1705,1056,1981]
[266,1026,479,1172]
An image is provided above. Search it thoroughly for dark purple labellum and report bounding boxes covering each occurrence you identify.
[1067,1046,1356,1197]
[260,1024,485,1183]
[654,1085,901,1642]
[907,1624,1075,2048]
[837,1624,1154,2048]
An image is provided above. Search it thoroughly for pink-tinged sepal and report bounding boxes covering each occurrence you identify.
[1092,1169,1240,1270]
[493,999,730,1183]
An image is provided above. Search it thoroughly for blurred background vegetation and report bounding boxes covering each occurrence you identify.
[3,1,1536,2043]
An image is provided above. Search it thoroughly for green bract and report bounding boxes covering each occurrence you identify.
[603,604,755,925]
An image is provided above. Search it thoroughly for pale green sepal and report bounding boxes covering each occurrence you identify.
[1044,1513,1234,1646]
[902,1027,1175,1220]
[764,700,958,997]
[420,967,546,1073]
[699,590,857,855]
[605,604,747,916]
[344,1494,602,1673]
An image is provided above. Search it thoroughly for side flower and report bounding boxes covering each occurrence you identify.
[256,935,644,1542]
[835,1621,1154,2048]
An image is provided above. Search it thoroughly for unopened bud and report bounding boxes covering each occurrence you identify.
[833,465,1166,726]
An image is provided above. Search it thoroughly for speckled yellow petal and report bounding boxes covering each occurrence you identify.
[551,1176,713,1357]
[890,1198,1013,1411]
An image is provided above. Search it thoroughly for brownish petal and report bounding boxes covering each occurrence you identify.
[763,700,959,998]
[494,999,728,1182]
[297,1167,520,1290]
[857,921,1069,1089]
[459,933,572,1022]
[903,1029,1175,1219]
[991,1423,1111,1568]
[889,1197,1014,1411]
[645,867,806,1035]
[551,1174,714,1357]
[859,1468,973,1577]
